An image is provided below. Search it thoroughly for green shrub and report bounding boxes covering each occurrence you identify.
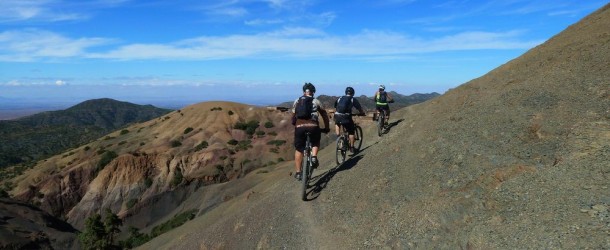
[235,140,253,151]
[171,168,183,187]
[84,146,91,151]
[264,121,274,128]
[228,110,234,115]
[171,140,182,147]
[150,210,196,238]
[96,151,118,173]
[183,127,193,134]
[268,131,277,136]
[120,129,129,135]
[227,139,238,145]
[233,120,260,135]
[144,177,153,188]
[267,140,286,146]
[126,199,137,209]
[194,141,208,151]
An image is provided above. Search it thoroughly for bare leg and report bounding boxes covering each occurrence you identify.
[312,146,319,157]
[294,150,303,173]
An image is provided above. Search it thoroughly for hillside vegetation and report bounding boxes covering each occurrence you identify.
[0,98,171,176]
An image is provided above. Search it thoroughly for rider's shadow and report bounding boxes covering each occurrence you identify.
[384,118,404,132]
[306,155,364,201]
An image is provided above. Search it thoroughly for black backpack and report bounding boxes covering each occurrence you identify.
[336,96,353,113]
[295,96,314,119]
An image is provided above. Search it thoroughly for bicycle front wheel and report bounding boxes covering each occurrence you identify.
[336,136,347,166]
[301,154,309,201]
[354,125,363,151]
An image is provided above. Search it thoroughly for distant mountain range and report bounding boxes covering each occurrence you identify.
[0,98,172,170]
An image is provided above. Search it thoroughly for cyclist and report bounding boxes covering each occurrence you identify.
[373,84,394,127]
[334,86,365,153]
[292,82,330,181]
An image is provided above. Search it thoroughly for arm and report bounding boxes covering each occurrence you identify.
[314,99,331,131]
[319,108,330,129]
[353,99,365,115]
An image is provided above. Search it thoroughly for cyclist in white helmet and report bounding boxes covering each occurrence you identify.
[373,84,393,126]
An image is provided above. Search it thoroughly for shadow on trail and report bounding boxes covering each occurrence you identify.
[383,118,404,134]
[303,155,364,201]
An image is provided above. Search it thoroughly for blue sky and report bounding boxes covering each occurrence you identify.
[0,0,608,107]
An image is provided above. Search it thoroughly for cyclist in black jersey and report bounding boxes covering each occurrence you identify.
[292,82,330,180]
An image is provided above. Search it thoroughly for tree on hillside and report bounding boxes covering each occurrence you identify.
[104,208,122,245]
[79,213,106,249]
[79,209,123,250]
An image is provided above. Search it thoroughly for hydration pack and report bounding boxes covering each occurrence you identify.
[336,96,353,114]
[377,92,388,103]
[295,96,314,119]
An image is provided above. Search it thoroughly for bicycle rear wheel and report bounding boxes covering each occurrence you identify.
[354,125,363,151]
[377,113,385,137]
[301,153,309,201]
[335,136,347,165]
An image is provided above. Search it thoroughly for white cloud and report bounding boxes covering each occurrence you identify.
[55,80,67,86]
[244,18,284,26]
[0,0,91,22]
[0,29,113,61]
[0,27,541,62]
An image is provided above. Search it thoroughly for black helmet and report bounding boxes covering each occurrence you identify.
[345,86,355,95]
[302,82,316,93]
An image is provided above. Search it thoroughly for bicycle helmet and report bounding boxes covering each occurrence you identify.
[302,82,316,93]
[379,84,385,90]
[345,86,355,96]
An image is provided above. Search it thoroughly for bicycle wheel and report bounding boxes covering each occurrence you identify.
[301,152,309,201]
[377,112,385,137]
[354,125,363,151]
[335,136,347,165]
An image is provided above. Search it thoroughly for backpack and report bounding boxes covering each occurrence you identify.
[336,96,353,114]
[295,96,314,119]
[377,92,388,103]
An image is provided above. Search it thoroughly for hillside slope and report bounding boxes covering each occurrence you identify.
[141,3,610,249]
[7,101,303,231]
[0,98,171,170]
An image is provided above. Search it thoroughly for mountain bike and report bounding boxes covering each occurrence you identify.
[335,114,364,166]
[376,109,387,137]
[301,132,313,201]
